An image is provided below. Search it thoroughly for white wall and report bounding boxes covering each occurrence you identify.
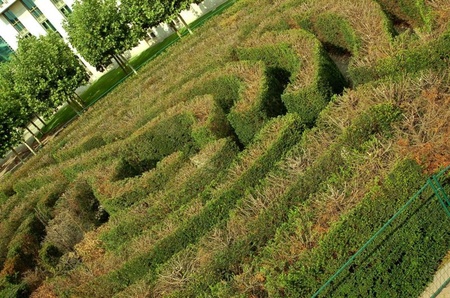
[0,14,19,49]
[35,0,69,39]
[11,2,47,37]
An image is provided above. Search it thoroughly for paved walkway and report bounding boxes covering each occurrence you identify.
[420,262,450,298]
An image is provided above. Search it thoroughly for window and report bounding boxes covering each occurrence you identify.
[50,0,72,17]
[0,36,14,62]
[3,10,30,37]
[21,0,57,32]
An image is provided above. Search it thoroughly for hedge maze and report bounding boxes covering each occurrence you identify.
[0,0,450,296]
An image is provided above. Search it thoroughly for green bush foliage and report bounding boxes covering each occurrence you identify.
[101,138,239,250]
[1,0,449,295]
[350,30,450,85]
[169,98,404,297]
[186,61,286,146]
[74,114,304,297]
[377,0,432,28]
[0,281,29,298]
[273,159,449,298]
[3,214,45,279]
[238,30,346,126]
[187,95,234,147]
[116,113,198,179]
[54,135,107,162]
[100,152,187,215]
[312,12,361,54]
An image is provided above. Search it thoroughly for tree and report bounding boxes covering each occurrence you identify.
[167,0,204,34]
[11,32,89,116]
[0,63,30,158]
[121,0,168,41]
[122,0,201,40]
[65,0,137,73]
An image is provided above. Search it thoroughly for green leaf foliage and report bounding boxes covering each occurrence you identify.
[65,0,136,70]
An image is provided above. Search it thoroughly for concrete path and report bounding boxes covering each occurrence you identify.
[420,262,450,298]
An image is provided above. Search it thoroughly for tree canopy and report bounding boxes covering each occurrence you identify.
[0,32,89,158]
[122,0,202,40]
[65,0,136,70]
[121,0,168,41]
[11,32,89,116]
[0,63,29,157]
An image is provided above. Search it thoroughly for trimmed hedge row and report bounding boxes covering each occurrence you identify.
[167,103,402,297]
[187,61,286,145]
[53,135,107,163]
[100,138,239,251]
[72,114,305,297]
[0,180,66,271]
[275,159,449,298]
[238,29,346,126]
[311,12,361,55]
[98,152,187,216]
[349,30,450,85]
[115,112,198,179]
[2,214,45,280]
[186,95,234,147]
[376,0,432,28]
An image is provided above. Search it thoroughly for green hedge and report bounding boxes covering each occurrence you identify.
[12,174,56,197]
[171,103,403,297]
[116,113,198,180]
[349,30,450,85]
[101,138,239,251]
[186,61,286,146]
[188,75,241,113]
[54,135,107,162]
[4,214,45,280]
[275,159,449,298]
[73,114,304,297]
[188,95,234,148]
[237,30,346,126]
[100,152,187,215]
[376,0,432,29]
[312,12,361,55]
[0,281,29,298]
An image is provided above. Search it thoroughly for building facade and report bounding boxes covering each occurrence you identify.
[0,0,98,72]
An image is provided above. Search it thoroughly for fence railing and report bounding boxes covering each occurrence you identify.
[312,166,450,298]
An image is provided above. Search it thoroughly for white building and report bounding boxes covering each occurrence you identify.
[0,0,100,73]
[0,0,229,69]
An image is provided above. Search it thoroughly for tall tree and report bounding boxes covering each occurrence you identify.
[167,0,203,34]
[122,0,201,39]
[0,63,29,158]
[121,0,168,41]
[11,32,89,117]
[65,0,137,73]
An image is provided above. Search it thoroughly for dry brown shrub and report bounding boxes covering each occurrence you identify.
[393,72,450,173]
[30,282,59,298]
[153,247,200,297]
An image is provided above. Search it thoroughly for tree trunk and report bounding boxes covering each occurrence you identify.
[22,141,37,156]
[74,93,85,108]
[178,14,193,35]
[67,99,82,116]
[113,54,129,75]
[118,54,137,75]
[25,127,43,146]
[11,147,23,163]
[170,21,182,38]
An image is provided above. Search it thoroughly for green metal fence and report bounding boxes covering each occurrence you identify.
[312,166,450,298]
